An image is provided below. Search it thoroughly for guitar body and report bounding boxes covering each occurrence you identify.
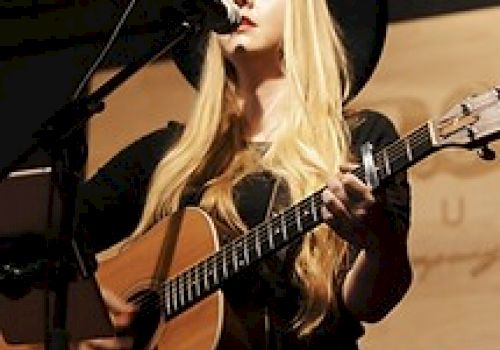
[97,207,225,350]
[0,207,255,350]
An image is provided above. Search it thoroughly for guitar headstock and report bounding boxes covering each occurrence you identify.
[432,87,500,153]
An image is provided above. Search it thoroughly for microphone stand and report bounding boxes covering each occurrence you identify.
[0,8,204,350]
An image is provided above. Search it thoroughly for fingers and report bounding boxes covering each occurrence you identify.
[75,289,136,350]
[323,172,375,217]
[80,337,134,350]
[321,167,377,247]
[100,289,135,329]
[321,186,348,222]
[101,289,135,314]
[341,173,375,214]
[339,162,359,173]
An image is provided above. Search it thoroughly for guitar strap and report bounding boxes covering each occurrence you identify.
[151,210,186,286]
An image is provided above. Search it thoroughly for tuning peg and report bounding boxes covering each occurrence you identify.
[477,144,496,161]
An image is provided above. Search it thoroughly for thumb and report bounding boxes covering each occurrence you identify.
[100,288,135,328]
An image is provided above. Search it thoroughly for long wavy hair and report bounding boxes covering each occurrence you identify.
[133,0,352,336]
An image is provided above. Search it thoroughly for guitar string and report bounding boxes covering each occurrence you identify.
[131,108,487,314]
[127,129,433,316]
[128,193,324,316]
[161,132,432,294]
[130,158,394,315]
[375,130,431,176]
[126,135,433,319]
[126,130,433,317]
[130,125,425,306]
[132,105,494,309]
[155,124,433,304]
[377,124,430,166]
[131,108,490,309]
[124,187,321,307]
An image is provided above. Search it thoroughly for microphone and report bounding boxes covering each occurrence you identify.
[167,0,241,34]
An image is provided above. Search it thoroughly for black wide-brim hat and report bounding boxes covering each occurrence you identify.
[170,0,387,104]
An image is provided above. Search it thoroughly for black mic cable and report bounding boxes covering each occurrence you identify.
[73,0,240,100]
[72,0,140,100]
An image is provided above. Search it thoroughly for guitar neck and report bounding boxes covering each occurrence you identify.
[353,121,434,184]
[161,121,436,320]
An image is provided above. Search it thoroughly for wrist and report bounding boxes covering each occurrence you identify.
[363,234,409,261]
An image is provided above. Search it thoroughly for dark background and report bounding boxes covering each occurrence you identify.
[1,0,500,173]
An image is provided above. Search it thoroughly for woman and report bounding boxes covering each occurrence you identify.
[76,0,412,349]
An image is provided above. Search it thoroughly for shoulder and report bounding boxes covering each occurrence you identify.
[101,120,185,170]
[85,120,185,193]
[125,120,184,156]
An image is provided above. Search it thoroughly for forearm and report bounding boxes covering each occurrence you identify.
[341,240,412,323]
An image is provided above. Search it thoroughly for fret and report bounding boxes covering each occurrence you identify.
[295,205,302,231]
[267,222,275,249]
[203,259,209,291]
[255,231,262,257]
[300,208,308,225]
[382,148,391,176]
[303,200,314,228]
[405,138,413,162]
[212,256,219,285]
[222,249,228,278]
[186,271,193,302]
[208,256,219,290]
[310,197,319,225]
[165,283,172,316]
[232,243,239,272]
[311,196,318,222]
[194,266,201,297]
[243,237,250,265]
[172,278,178,311]
[178,277,185,307]
[280,213,288,241]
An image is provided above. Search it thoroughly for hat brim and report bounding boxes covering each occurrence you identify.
[170,0,387,104]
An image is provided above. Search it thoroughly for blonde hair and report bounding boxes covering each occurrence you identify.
[133,0,352,337]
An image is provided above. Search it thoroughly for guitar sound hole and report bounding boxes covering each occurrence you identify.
[127,289,161,350]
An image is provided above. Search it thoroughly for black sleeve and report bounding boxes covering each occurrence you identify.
[338,109,412,273]
[322,109,412,344]
[73,121,184,253]
[280,110,412,348]
[349,109,411,237]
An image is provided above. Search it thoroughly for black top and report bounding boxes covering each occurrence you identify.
[74,109,411,350]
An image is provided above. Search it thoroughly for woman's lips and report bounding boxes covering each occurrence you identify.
[237,16,256,32]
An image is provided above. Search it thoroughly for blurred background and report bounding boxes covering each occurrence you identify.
[1,1,500,348]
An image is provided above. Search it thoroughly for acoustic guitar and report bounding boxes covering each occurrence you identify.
[3,87,500,350]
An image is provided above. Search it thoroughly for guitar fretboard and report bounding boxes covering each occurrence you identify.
[161,122,434,320]
[358,122,433,181]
